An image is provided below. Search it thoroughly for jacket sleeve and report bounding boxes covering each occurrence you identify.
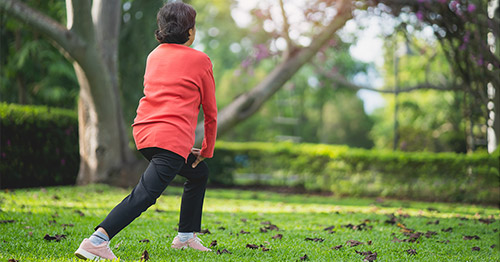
[199,59,217,158]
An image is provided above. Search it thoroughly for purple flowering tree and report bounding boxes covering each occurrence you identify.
[372,0,499,152]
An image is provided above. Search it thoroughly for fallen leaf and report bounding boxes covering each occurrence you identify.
[0,220,15,224]
[74,210,85,217]
[355,250,375,256]
[300,254,308,260]
[478,218,495,224]
[272,234,283,240]
[61,224,74,228]
[406,249,417,255]
[260,228,268,233]
[200,229,211,234]
[216,249,232,254]
[332,245,343,250]
[217,226,226,230]
[367,240,373,245]
[261,221,271,225]
[426,220,439,225]
[404,232,423,242]
[240,230,250,234]
[8,259,18,262]
[384,215,398,225]
[397,223,414,233]
[139,239,150,243]
[392,237,404,243]
[209,240,217,247]
[427,207,439,212]
[346,240,364,247]
[265,224,279,231]
[324,225,335,231]
[343,222,372,231]
[463,235,480,240]
[305,237,324,242]
[425,231,437,238]
[241,218,248,223]
[43,234,66,242]
[472,246,480,251]
[262,247,270,252]
[141,250,149,261]
[246,244,259,249]
[441,227,453,232]
[52,195,60,200]
[358,251,377,261]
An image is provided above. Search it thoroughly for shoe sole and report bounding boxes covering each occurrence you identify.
[75,248,105,261]
[172,244,211,252]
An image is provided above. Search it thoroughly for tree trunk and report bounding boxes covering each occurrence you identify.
[0,0,144,187]
[68,0,141,186]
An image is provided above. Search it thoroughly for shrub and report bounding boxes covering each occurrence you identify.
[0,103,79,188]
[209,141,500,204]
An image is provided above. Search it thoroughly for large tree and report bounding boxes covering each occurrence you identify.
[0,0,140,186]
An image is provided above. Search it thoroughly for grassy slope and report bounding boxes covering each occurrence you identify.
[0,184,499,261]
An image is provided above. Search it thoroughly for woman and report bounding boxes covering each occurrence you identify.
[74,2,217,260]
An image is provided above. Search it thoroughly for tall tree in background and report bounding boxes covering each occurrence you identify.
[0,0,138,186]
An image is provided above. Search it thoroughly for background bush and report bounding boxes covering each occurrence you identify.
[2,103,498,205]
[208,141,500,204]
[0,103,79,188]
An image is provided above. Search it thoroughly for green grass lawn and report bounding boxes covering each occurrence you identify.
[0,184,499,261]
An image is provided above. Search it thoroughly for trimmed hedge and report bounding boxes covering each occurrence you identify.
[208,141,500,204]
[2,102,498,204]
[0,103,79,188]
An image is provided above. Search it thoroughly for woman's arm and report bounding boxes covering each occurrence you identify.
[199,63,217,159]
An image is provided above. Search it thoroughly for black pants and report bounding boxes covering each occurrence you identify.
[96,147,209,239]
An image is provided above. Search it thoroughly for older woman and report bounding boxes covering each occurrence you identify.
[75,2,217,260]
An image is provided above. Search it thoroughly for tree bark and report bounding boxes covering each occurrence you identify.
[195,0,353,144]
[1,0,143,187]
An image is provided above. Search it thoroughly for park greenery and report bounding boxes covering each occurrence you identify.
[1,1,499,260]
[1,185,499,261]
[2,102,498,204]
[1,0,499,186]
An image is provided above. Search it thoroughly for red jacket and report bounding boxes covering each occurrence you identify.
[132,44,217,160]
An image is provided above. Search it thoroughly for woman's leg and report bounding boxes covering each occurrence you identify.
[96,149,184,238]
[177,153,210,233]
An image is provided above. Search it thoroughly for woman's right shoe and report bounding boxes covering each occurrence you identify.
[171,234,212,251]
[75,238,118,260]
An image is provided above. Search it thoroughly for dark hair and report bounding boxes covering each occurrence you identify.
[155,2,196,44]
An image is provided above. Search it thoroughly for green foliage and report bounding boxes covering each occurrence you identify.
[208,141,499,204]
[0,0,78,108]
[371,90,467,152]
[0,185,499,261]
[0,103,79,188]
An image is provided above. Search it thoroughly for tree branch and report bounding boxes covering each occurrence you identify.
[313,63,462,93]
[278,0,294,58]
[0,0,84,58]
[195,0,354,144]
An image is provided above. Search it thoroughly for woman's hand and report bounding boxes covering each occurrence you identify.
[191,148,205,168]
